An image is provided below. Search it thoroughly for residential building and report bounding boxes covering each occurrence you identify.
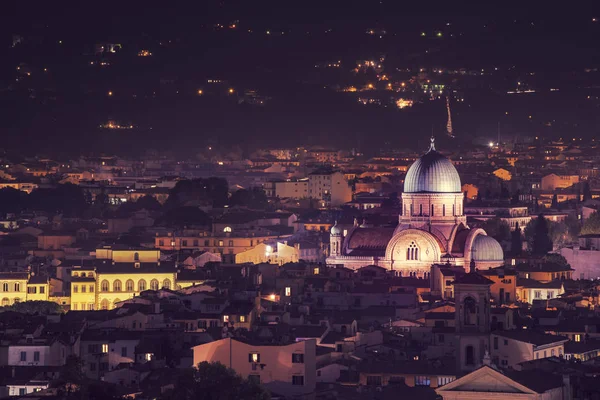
[192,338,316,398]
[490,330,568,367]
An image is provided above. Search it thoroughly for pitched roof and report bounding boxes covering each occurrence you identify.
[493,330,568,346]
[452,272,493,285]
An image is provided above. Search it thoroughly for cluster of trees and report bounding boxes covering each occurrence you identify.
[581,211,600,236]
[480,212,585,257]
[0,300,62,315]
[161,362,270,400]
[0,184,87,216]
[0,177,272,229]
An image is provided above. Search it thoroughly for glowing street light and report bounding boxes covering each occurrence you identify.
[228,88,235,94]
[197,89,203,95]
[489,142,494,148]
[108,91,113,96]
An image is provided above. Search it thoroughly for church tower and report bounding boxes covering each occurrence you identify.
[329,221,343,257]
[454,262,493,372]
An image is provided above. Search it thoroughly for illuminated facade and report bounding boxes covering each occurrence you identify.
[0,272,49,306]
[327,138,505,276]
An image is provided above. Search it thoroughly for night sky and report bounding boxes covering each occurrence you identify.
[1,2,599,156]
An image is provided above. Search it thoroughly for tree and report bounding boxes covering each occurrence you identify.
[161,362,270,400]
[583,181,592,202]
[481,217,511,244]
[0,187,28,214]
[542,253,570,267]
[511,222,522,256]
[581,211,600,235]
[526,214,553,256]
[551,194,558,209]
[229,188,268,210]
[157,206,210,228]
[135,194,162,211]
[1,300,62,315]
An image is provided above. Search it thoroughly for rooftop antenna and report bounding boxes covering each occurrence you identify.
[446,95,454,138]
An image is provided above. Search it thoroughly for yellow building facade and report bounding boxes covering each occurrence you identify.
[95,267,176,310]
[0,272,49,306]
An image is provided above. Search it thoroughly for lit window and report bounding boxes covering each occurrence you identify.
[575,334,581,342]
[285,287,291,297]
[249,353,260,363]
[314,268,320,275]
[239,316,246,323]
[223,315,229,323]
[102,344,108,353]
[223,226,232,233]
[145,353,153,361]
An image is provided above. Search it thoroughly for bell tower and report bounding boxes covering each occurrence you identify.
[454,263,493,372]
[329,221,343,257]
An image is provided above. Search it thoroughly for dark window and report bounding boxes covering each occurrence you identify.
[463,297,477,326]
[121,347,128,357]
[19,389,26,395]
[504,339,508,345]
[438,334,445,343]
[465,346,475,366]
[34,351,40,362]
[20,352,26,361]
[292,376,305,386]
[100,362,108,371]
[336,344,343,352]
[494,337,498,350]
[90,362,96,371]
[292,353,304,363]
[366,376,382,386]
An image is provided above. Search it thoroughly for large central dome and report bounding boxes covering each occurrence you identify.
[404,138,461,193]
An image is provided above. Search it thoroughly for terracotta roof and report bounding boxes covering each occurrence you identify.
[452,272,493,285]
[346,227,395,251]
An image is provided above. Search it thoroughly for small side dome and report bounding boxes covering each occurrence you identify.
[471,235,504,261]
[331,221,341,236]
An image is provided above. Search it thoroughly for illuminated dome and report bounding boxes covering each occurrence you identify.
[404,138,461,193]
[331,221,342,236]
[471,234,504,262]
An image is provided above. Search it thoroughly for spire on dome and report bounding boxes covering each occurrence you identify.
[428,136,436,152]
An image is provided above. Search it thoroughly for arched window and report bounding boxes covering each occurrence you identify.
[138,280,147,292]
[419,204,423,216]
[407,242,419,261]
[101,280,109,292]
[113,280,122,292]
[126,280,134,291]
[465,345,475,366]
[2,283,7,292]
[1,298,9,306]
[410,204,414,215]
[88,272,94,278]
[431,204,434,216]
[134,252,140,262]
[162,279,171,290]
[14,283,20,292]
[72,272,78,277]
[13,298,20,303]
[100,299,109,310]
[150,279,159,291]
[464,297,477,326]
